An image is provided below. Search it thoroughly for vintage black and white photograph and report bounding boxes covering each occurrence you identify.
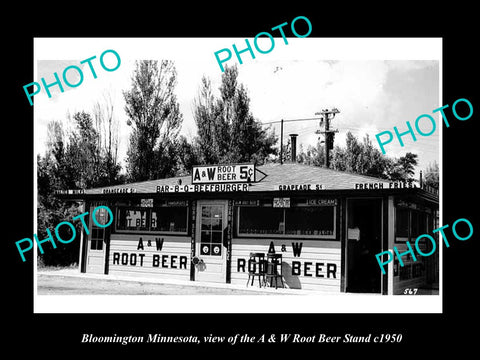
[32,37,442,313]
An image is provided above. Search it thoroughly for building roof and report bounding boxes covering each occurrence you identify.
[251,163,389,192]
[57,163,437,201]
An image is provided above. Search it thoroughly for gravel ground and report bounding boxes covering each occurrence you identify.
[36,268,438,296]
[36,273,279,295]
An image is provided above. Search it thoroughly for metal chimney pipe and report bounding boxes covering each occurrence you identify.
[289,133,298,163]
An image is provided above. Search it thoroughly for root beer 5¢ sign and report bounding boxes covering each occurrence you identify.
[192,164,255,184]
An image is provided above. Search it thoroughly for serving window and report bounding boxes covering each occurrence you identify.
[411,210,427,239]
[395,207,410,242]
[151,207,188,232]
[395,205,432,243]
[116,203,188,234]
[285,207,334,235]
[236,198,336,239]
[117,208,149,231]
[238,207,284,235]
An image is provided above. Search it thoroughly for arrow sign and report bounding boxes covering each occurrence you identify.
[255,167,267,183]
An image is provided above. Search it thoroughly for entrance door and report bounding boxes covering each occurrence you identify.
[85,206,109,274]
[195,201,228,283]
[346,198,382,293]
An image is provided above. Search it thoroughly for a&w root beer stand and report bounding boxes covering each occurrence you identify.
[57,162,439,295]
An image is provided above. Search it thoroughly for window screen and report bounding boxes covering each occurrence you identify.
[238,204,335,238]
[116,206,188,233]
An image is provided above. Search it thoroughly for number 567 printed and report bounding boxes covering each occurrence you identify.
[403,288,418,295]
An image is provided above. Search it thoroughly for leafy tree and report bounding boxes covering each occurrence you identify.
[37,108,123,267]
[397,152,418,178]
[383,152,418,181]
[41,120,76,190]
[175,135,202,176]
[297,142,325,166]
[66,111,102,188]
[330,132,392,178]
[280,138,291,163]
[300,131,419,181]
[37,121,82,267]
[123,60,183,181]
[192,66,277,166]
[424,161,439,189]
[192,76,219,165]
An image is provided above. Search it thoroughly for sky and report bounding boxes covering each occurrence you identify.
[33,38,441,178]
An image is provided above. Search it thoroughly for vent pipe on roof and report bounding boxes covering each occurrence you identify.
[289,133,298,163]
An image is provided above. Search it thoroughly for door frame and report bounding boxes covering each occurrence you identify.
[84,203,110,274]
[194,199,229,283]
[344,197,384,294]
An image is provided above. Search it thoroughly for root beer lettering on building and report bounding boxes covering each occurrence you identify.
[112,237,188,270]
[236,241,337,279]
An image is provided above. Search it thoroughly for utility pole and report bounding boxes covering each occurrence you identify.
[261,115,326,164]
[315,108,340,168]
[280,119,284,164]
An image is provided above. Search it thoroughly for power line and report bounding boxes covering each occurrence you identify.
[259,114,440,165]
[261,117,323,125]
[258,116,325,164]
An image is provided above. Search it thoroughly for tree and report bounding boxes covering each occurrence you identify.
[192,65,277,166]
[397,152,418,178]
[302,131,419,181]
[37,108,124,267]
[330,132,392,178]
[192,76,219,164]
[67,111,102,188]
[41,120,76,190]
[424,161,439,189]
[37,120,82,267]
[175,135,202,176]
[92,91,121,185]
[123,60,183,181]
[384,152,418,181]
[297,142,325,166]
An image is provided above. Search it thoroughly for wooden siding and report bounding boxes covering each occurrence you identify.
[108,233,191,281]
[230,238,341,292]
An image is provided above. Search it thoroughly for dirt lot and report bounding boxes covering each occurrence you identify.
[37,269,438,296]
[37,272,278,295]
